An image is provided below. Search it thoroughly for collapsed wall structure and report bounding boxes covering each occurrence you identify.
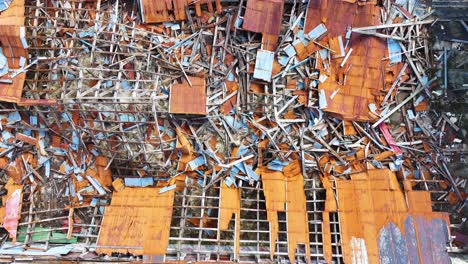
[0,0,466,262]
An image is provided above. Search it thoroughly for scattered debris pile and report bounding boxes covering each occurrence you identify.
[0,0,466,262]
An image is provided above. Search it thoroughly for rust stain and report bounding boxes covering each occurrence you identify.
[96,187,175,256]
[330,169,450,263]
[219,181,241,259]
[169,76,207,115]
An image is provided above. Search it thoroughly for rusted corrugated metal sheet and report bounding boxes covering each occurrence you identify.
[259,160,310,263]
[96,187,175,256]
[327,169,451,264]
[169,76,207,115]
[140,0,222,23]
[284,161,310,263]
[139,0,188,23]
[305,0,388,121]
[0,0,27,104]
[219,181,241,259]
[0,0,24,25]
[243,0,284,35]
[243,0,284,51]
[0,0,54,105]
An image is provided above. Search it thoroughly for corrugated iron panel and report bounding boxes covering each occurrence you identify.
[96,187,175,256]
[331,169,451,264]
[0,0,29,104]
[169,76,207,115]
[253,49,274,82]
[387,38,402,64]
[243,0,284,35]
[140,0,188,23]
[259,160,310,263]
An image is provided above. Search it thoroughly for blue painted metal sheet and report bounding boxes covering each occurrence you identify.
[307,23,327,40]
[253,50,274,82]
[378,222,408,264]
[415,216,450,264]
[404,216,420,264]
[124,177,154,187]
[379,216,450,264]
[0,0,12,12]
[387,39,402,64]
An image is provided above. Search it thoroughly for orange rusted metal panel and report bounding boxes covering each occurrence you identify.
[94,156,113,187]
[322,212,332,263]
[0,0,26,103]
[0,0,52,105]
[243,0,284,35]
[169,76,207,115]
[96,187,175,256]
[220,81,238,114]
[219,181,241,259]
[0,0,25,26]
[0,26,27,103]
[305,0,389,122]
[284,161,310,263]
[140,0,188,23]
[319,36,388,122]
[243,0,284,51]
[141,0,221,23]
[332,169,450,263]
[111,178,125,192]
[321,176,337,212]
[259,159,310,263]
[260,169,285,258]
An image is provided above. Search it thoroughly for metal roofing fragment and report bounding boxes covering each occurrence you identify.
[253,49,275,82]
[96,187,175,256]
[259,160,310,263]
[324,169,451,263]
[219,181,241,259]
[0,0,12,12]
[0,0,465,261]
[169,76,207,115]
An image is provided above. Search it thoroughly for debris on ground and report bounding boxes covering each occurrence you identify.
[0,0,466,262]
